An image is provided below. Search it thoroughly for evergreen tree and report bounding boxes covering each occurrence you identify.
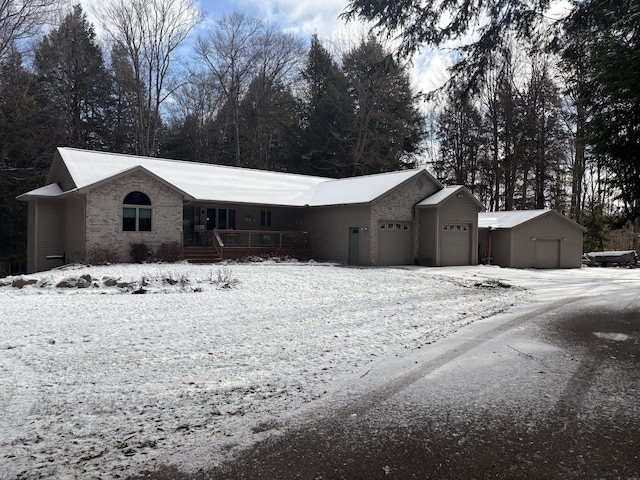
[0,47,42,168]
[565,0,640,223]
[297,34,353,177]
[34,5,111,150]
[238,75,298,171]
[342,35,423,175]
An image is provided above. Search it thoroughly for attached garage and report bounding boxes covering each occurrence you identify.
[478,209,587,269]
[417,186,484,267]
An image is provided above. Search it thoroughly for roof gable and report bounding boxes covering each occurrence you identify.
[416,185,485,209]
[75,165,194,200]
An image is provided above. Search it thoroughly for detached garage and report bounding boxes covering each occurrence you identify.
[478,210,587,269]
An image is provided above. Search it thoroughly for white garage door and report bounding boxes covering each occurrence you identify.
[378,222,412,265]
[534,239,560,268]
[441,222,471,266]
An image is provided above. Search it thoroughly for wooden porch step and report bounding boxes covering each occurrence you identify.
[182,247,221,264]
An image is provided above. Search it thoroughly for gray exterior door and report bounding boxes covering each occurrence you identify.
[534,239,560,268]
[348,227,360,265]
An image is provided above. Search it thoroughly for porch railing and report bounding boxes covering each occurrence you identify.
[213,229,308,259]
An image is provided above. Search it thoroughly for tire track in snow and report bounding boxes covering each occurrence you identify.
[336,296,583,419]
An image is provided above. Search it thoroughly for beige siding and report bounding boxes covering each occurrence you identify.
[36,199,65,272]
[511,217,584,268]
[308,205,371,264]
[64,196,86,264]
[85,170,183,262]
[487,230,512,267]
[26,201,36,273]
[480,214,585,269]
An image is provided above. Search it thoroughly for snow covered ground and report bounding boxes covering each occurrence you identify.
[0,261,636,479]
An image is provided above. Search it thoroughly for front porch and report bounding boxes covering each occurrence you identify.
[182,229,309,263]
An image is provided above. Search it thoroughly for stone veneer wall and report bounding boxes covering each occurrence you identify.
[84,170,183,262]
[370,173,441,265]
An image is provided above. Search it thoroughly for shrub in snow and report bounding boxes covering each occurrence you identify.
[155,242,182,262]
[86,246,121,265]
[130,242,152,264]
[214,267,238,289]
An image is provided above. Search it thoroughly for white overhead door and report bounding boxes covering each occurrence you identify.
[441,222,471,266]
[378,222,412,265]
[534,239,560,268]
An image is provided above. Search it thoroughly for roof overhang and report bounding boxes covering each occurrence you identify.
[16,183,64,201]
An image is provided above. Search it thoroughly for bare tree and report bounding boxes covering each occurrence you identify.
[195,11,262,167]
[0,0,59,61]
[95,0,202,156]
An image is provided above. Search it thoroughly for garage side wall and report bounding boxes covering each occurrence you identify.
[85,171,183,262]
[307,205,371,264]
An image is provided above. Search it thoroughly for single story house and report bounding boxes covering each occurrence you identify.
[18,147,484,273]
[478,210,587,269]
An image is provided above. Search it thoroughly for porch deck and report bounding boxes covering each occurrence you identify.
[182,229,309,263]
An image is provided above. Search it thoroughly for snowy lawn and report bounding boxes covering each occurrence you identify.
[1,260,619,479]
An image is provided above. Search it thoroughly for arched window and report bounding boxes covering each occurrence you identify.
[123,191,152,231]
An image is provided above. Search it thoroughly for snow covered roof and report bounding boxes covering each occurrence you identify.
[479,209,586,231]
[301,170,426,206]
[16,183,64,199]
[416,185,484,209]
[479,210,552,229]
[20,147,429,207]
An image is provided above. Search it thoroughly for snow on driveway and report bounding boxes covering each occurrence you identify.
[0,262,633,478]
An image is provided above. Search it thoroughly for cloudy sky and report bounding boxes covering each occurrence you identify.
[195,0,449,93]
[75,0,450,101]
